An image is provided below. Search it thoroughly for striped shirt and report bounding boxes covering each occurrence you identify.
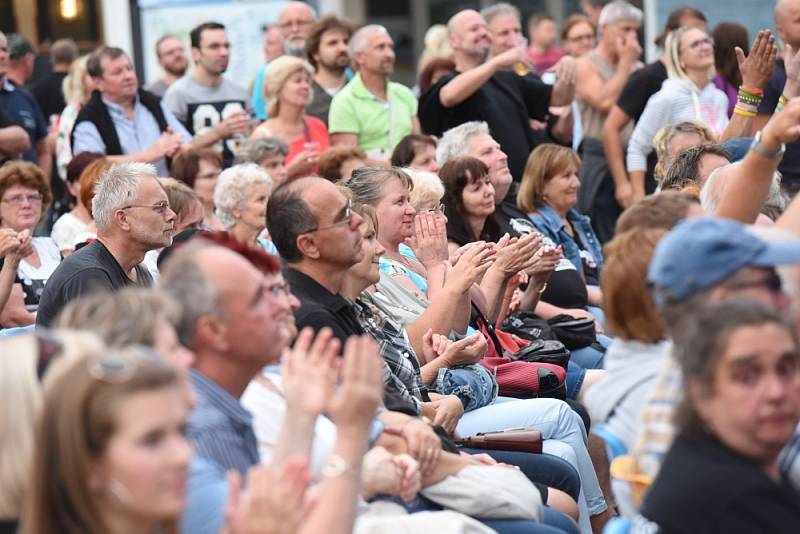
[187,369,260,475]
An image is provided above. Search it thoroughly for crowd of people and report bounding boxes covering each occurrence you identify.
[2,0,800,533]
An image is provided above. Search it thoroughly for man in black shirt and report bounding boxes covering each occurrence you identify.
[36,162,175,326]
[418,9,573,186]
[267,176,366,343]
[30,39,79,122]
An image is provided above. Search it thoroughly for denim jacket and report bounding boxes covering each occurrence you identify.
[528,205,604,277]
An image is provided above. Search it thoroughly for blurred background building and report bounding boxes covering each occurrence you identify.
[0,0,776,88]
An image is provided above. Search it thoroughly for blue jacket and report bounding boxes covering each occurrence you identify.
[528,205,604,277]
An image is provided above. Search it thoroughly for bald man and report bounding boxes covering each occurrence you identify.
[278,1,317,57]
[756,0,800,196]
[418,9,572,193]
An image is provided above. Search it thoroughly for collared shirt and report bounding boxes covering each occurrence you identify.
[328,72,417,151]
[0,79,47,162]
[528,205,604,279]
[284,267,364,344]
[187,369,260,476]
[72,94,190,176]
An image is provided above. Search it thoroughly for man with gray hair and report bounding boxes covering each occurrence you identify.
[36,162,176,327]
[278,0,317,58]
[574,0,643,243]
[329,24,419,158]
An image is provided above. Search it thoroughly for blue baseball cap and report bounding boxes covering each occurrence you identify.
[647,217,800,306]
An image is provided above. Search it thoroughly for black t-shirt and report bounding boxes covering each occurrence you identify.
[418,70,552,181]
[759,59,800,185]
[640,432,800,534]
[30,71,68,121]
[617,60,667,122]
[618,61,667,193]
[35,239,153,327]
[284,267,364,344]
[495,200,588,309]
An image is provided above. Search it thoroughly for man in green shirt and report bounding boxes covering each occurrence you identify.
[328,24,420,160]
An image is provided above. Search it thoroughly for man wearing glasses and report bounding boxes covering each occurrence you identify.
[36,162,176,327]
[267,176,366,343]
[164,22,251,167]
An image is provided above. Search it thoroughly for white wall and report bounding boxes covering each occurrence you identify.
[101,0,134,55]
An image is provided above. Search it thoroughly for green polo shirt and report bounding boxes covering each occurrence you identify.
[328,73,417,151]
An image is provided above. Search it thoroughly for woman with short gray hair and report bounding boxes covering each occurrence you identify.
[212,164,276,253]
[234,137,290,186]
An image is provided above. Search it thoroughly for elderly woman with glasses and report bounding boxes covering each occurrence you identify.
[213,163,276,254]
[0,162,59,327]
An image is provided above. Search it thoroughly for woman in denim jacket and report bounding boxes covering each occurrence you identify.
[519,144,606,319]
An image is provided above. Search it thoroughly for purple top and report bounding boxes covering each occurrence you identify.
[714,73,738,118]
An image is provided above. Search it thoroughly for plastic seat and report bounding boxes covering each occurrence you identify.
[592,424,627,460]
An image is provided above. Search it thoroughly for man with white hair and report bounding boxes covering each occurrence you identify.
[329,25,419,158]
[418,9,572,189]
[574,0,643,243]
[278,1,317,58]
[36,162,176,327]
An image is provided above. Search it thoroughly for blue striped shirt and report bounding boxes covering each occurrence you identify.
[187,369,260,475]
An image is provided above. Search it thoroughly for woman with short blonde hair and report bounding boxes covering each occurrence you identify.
[251,55,330,179]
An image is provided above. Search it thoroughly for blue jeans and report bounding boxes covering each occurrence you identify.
[433,363,498,411]
[457,397,607,534]
[395,494,579,534]
[569,334,611,369]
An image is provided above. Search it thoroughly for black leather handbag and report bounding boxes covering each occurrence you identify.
[509,339,571,369]
[547,314,597,350]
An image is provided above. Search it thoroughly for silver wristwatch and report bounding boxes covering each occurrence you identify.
[750,130,786,161]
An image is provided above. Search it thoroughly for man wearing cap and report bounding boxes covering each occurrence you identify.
[626,217,800,500]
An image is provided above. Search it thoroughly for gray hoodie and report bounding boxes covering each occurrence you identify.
[626,78,729,173]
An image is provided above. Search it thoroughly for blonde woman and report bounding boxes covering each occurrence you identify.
[251,56,330,179]
[0,331,102,534]
[626,26,728,194]
[55,55,96,181]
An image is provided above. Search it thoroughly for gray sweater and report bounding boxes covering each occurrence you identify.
[626,78,728,173]
[584,339,670,450]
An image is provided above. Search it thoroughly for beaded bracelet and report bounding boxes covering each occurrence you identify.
[739,86,764,97]
[777,94,789,113]
[734,107,757,118]
[737,93,763,105]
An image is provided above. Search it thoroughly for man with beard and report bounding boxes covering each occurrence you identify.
[164,22,251,167]
[305,16,354,126]
[418,9,573,190]
[72,46,190,177]
[329,25,419,158]
[278,1,317,58]
[146,34,189,98]
[36,162,176,327]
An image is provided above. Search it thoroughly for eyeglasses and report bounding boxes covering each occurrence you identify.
[279,19,314,30]
[121,200,172,216]
[2,193,43,205]
[683,36,714,51]
[724,272,783,295]
[266,280,292,299]
[303,199,354,233]
[567,33,595,43]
